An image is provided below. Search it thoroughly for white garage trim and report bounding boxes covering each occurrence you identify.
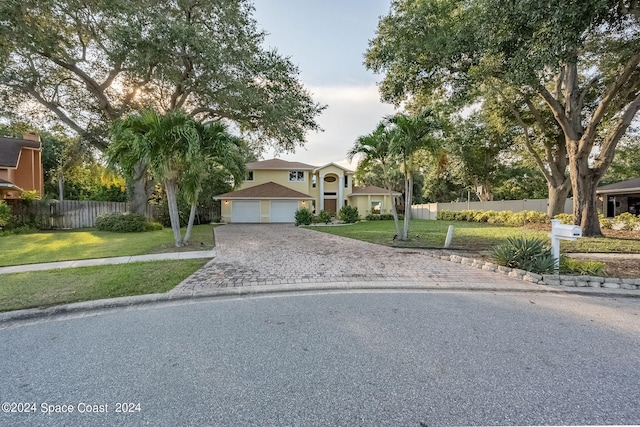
[270,201,299,223]
[231,201,261,223]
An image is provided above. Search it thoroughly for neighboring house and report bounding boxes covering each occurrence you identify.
[597,177,640,217]
[0,133,44,199]
[215,158,400,223]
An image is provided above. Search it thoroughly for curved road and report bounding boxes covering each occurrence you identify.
[1,291,639,426]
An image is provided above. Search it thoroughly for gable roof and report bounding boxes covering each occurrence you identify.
[214,182,314,200]
[0,137,41,168]
[314,162,354,174]
[597,177,640,194]
[247,158,316,170]
[349,185,401,196]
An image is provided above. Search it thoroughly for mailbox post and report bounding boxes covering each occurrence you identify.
[548,219,582,272]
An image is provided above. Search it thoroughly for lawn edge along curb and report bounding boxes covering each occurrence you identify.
[3,279,639,325]
[0,282,566,324]
[421,250,640,290]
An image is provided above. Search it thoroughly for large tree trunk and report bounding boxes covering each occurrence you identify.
[164,179,183,247]
[569,150,603,237]
[183,203,197,246]
[129,161,151,215]
[537,58,640,237]
[547,179,571,217]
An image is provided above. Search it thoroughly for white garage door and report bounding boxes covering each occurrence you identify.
[231,201,261,223]
[270,201,298,223]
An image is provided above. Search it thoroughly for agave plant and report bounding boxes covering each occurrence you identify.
[491,236,556,274]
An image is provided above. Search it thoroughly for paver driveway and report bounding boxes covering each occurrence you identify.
[171,224,538,295]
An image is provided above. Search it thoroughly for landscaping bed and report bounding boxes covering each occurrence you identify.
[308,219,640,278]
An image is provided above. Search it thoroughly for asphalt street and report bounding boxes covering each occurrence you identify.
[1,290,639,426]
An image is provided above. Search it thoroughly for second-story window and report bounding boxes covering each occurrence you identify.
[312,175,317,188]
[344,176,348,188]
[247,171,254,181]
[289,171,305,181]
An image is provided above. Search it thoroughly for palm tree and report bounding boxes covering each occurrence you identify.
[387,110,442,240]
[182,122,247,245]
[108,109,246,247]
[348,122,402,238]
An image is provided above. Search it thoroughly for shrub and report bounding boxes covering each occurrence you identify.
[598,214,613,229]
[365,213,403,221]
[554,213,574,225]
[560,256,606,276]
[438,209,549,226]
[145,221,164,231]
[0,200,12,228]
[317,210,332,224]
[613,212,639,231]
[339,205,359,223]
[294,208,313,226]
[491,236,556,274]
[95,213,149,232]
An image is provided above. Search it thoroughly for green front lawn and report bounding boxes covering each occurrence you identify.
[0,259,206,312]
[0,224,217,267]
[307,220,640,253]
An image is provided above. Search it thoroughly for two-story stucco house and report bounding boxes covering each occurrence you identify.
[0,133,44,199]
[215,158,400,223]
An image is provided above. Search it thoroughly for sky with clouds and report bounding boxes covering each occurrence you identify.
[252,0,396,169]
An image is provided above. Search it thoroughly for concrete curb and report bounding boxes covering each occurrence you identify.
[420,250,640,291]
[2,280,638,326]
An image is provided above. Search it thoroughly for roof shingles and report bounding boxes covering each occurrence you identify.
[215,182,314,199]
[247,158,316,170]
[0,137,41,168]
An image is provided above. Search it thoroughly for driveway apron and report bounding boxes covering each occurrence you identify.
[171,224,538,295]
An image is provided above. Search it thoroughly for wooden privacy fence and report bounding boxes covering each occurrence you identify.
[7,200,158,229]
[411,198,573,220]
[7,199,222,229]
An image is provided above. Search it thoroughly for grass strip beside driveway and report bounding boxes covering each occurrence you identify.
[0,259,207,312]
[0,224,216,267]
[307,220,640,253]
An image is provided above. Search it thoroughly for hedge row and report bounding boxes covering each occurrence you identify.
[436,209,548,225]
[95,213,163,232]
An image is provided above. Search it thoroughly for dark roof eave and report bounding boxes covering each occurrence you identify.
[596,187,640,195]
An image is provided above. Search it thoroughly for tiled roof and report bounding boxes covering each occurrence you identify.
[349,185,401,196]
[214,182,314,199]
[0,137,41,168]
[597,177,640,193]
[247,158,316,170]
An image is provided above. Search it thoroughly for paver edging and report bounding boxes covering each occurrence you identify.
[420,250,640,291]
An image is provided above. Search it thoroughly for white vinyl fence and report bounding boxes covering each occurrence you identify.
[411,198,573,220]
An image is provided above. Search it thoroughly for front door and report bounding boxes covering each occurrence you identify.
[324,199,337,214]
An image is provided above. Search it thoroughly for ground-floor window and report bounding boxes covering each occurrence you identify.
[371,200,382,213]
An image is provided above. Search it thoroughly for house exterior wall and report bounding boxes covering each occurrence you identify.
[0,146,44,199]
[243,169,311,195]
[351,195,390,217]
[221,161,361,222]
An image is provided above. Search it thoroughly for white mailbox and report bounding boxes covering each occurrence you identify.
[548,219,582,271]
[552,223,582,240]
